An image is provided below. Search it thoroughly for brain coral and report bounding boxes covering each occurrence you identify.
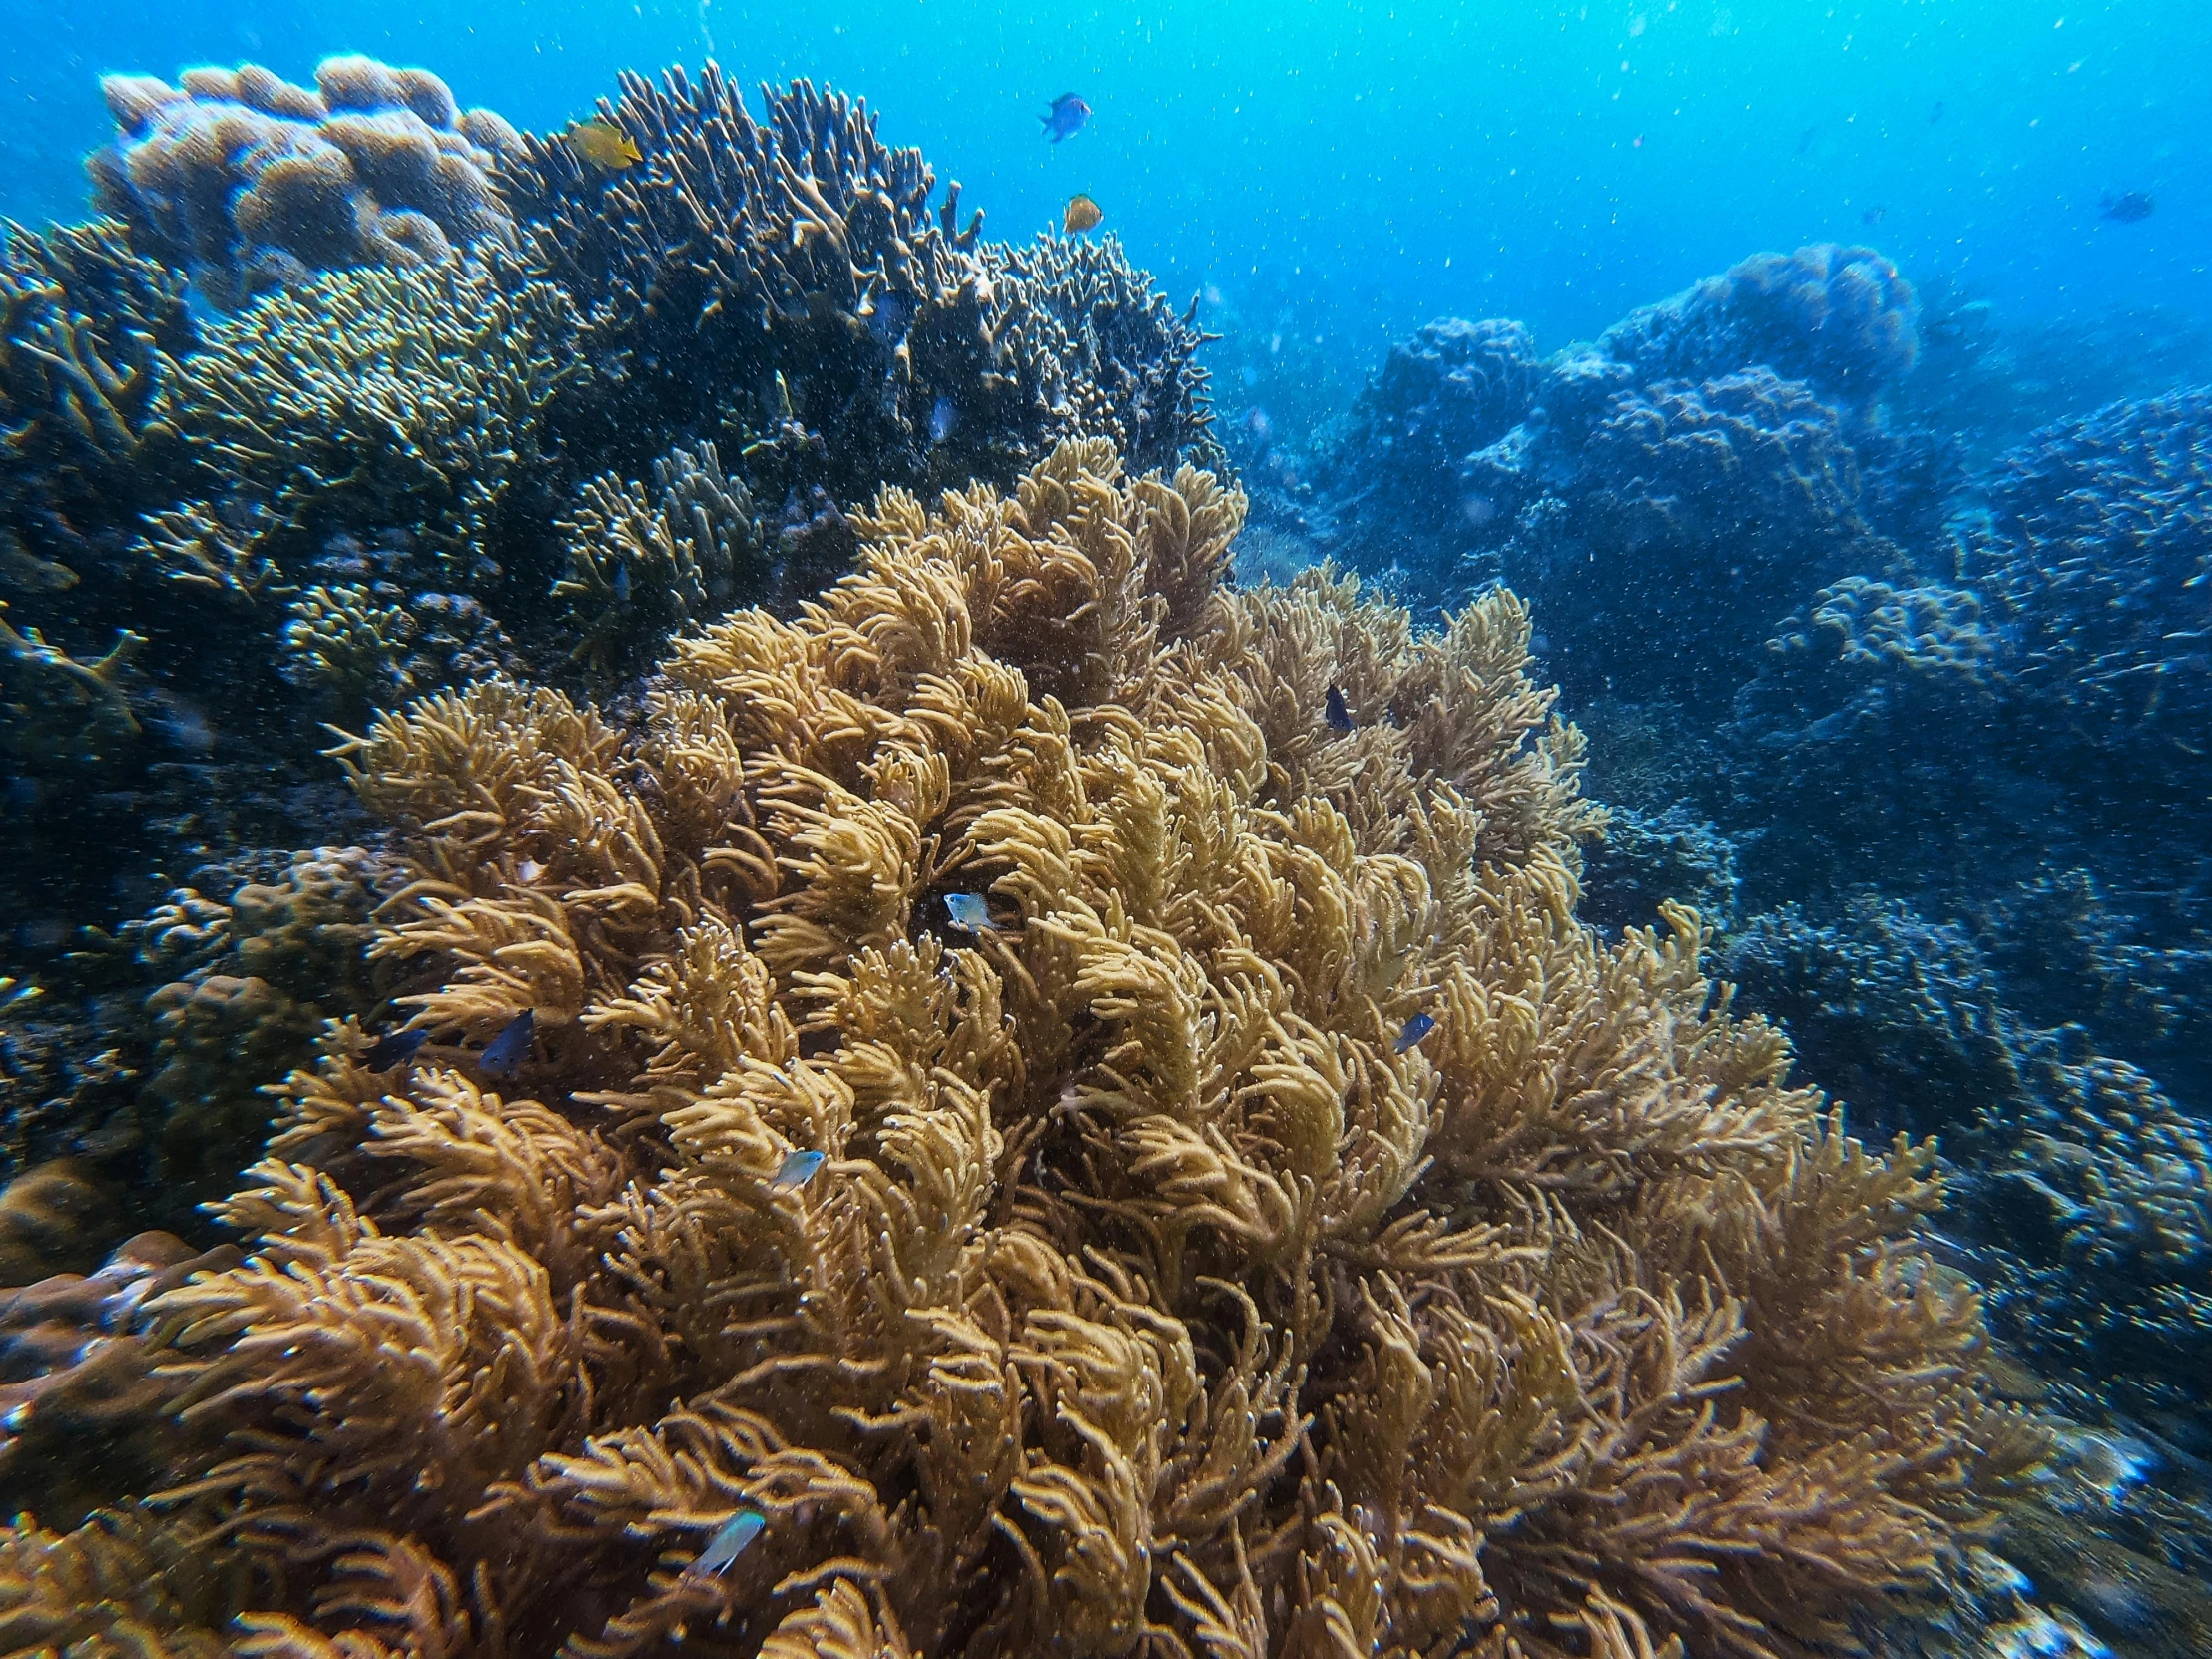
[89,55,519,310]
[0,440,2036,1658]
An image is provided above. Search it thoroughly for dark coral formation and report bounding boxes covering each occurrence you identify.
[0,846,391,1247]
[1595,243,1921,412]
[499,66,1219,499]
[0,441,2037,1659]
[1293,247,1921,689]
[90,56,519,309]
[0,55,1222,973]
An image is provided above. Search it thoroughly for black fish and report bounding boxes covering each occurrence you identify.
[365,1027,429,1070]
[1861,205,1887,226]
[480,1009,535,1076]
[1393,1013,1436,1054]
[2099,191,2155,224]
[1325,685,1354,734]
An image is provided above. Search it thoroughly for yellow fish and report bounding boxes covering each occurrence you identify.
[1064,193,1103,235]
[565,118,642,172]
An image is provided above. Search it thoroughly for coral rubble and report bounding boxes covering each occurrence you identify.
[0,443,2034,1657]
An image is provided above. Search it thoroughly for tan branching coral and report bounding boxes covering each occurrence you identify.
[0,441,2036,1657]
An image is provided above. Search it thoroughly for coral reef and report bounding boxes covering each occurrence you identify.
[89,57,519,309]
[1289,246,1919,654]
[1722,898,2212,1427]
[0,442,2035,1656]
[2,55,1228,970]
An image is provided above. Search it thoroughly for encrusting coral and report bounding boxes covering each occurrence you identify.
[0,441,2038,1658]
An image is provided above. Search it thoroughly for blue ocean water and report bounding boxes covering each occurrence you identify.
[4,0,2205,353]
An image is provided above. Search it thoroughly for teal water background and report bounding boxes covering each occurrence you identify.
[1,0,2204,359]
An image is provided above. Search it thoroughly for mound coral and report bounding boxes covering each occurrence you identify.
[89,56,518,309]
[0,442,2034,1657]
[1597,245,1921,414]
[1290,249,1918,635]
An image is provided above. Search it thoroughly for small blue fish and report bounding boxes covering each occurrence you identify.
[683,1509,766,1580]
[613,562,632,604]
[365,1027,429,1070]
[772,1149,827,1191]
[1393,1013,1436,1054]
[943,892,994,933]
[1041,92,1090,144]
[930,394,957,444]
[479,1009,535,1076]
[1325,686,1354,734]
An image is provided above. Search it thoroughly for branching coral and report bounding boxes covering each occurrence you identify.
[556,441,769,676]
[143,260,583,594]
[90,56,518,310]
[500,68,1218,503]
[0,441,2036,1658]
[0,218,186,506]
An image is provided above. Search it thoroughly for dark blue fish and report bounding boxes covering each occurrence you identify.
[683,1509,766,1580]
[1393,1013,1436,1054]
[613,562,632,604]
[365,1027,429,1070]
[479,1009,535,1076]
[1041,93,1091,144]
[1861,205,1887,226]
[930,395,957,444]
[1325,686,1355,734]
[1928,100,1945,125]
[2099,191,2155,224]
[771,1149,827,1190]
[943,892,994,933]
